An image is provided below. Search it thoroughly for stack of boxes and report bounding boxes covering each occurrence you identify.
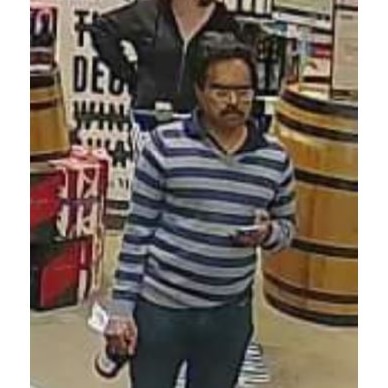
[30,5,109,311]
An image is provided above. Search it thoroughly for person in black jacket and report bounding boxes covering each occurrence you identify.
[89,0,241,113]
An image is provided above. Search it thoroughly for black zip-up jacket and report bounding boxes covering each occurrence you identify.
[89,0,241,112]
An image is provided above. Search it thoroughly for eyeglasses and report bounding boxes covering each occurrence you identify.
[207,86,254,102]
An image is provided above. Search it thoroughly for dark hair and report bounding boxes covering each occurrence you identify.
[193,32,258,91]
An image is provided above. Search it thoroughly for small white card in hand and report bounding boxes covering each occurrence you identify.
[88,302,109,334]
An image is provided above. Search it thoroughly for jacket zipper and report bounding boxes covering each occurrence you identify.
[177,40,189,95]
[175,4,216,95]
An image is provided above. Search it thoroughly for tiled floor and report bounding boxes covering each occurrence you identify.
[31,234,357,388]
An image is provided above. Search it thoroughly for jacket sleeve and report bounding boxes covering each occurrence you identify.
[109,131,166,317]
[261,154,297,253]
[89,3,140,88]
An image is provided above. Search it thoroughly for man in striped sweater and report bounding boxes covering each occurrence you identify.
[105,32,296,388]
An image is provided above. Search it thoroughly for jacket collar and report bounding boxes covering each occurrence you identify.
[184,109,268,151]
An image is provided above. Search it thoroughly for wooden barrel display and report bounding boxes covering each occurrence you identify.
[263,83,357,326]
[30,67,70,161]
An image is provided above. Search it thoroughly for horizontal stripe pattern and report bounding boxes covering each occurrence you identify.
[276,111,358,143]
[295,168,358,192]
[30,149,69,162]
[30,98,60,111]
[264,293,358,327]
[292,238,358,259]
[283,88,358,120]
[112,120,296,312]
[30,73,58,88]
[264,272,358,303]
[336,4,358,12]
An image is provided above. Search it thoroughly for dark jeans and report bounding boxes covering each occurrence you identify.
[130,298,253,388]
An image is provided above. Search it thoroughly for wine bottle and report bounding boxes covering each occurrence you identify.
[94,345,129,379]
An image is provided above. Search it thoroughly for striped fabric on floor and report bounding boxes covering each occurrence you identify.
[175,341,270,387]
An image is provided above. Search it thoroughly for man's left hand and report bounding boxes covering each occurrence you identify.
[232,221,272,247]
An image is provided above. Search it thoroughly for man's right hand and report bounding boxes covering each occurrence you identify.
[104,315,138,356]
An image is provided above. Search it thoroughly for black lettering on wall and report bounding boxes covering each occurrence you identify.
[73,56,88,92]
[72,100,133,132]
[91,56,105,94]
[74,9,90,48]
[109,76,126,96]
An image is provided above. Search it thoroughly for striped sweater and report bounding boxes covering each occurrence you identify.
[110,114,296,316]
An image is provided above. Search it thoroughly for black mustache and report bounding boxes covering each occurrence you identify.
[220,108,244,117]
[198,0,214,6]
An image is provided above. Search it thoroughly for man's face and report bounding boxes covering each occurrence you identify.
[196,58,254,131]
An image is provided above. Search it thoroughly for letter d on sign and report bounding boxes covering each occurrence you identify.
[73,55,88,92]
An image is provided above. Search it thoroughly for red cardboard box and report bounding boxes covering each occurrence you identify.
[30,163,64,242]
[70,145,109,200]
[30,146,109,242]
[51,146,109,240]
[56,198,101,240]
[78,227,105,302]
[30,238,85,310]
[52,157,102,201]
[30,234,104,310]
